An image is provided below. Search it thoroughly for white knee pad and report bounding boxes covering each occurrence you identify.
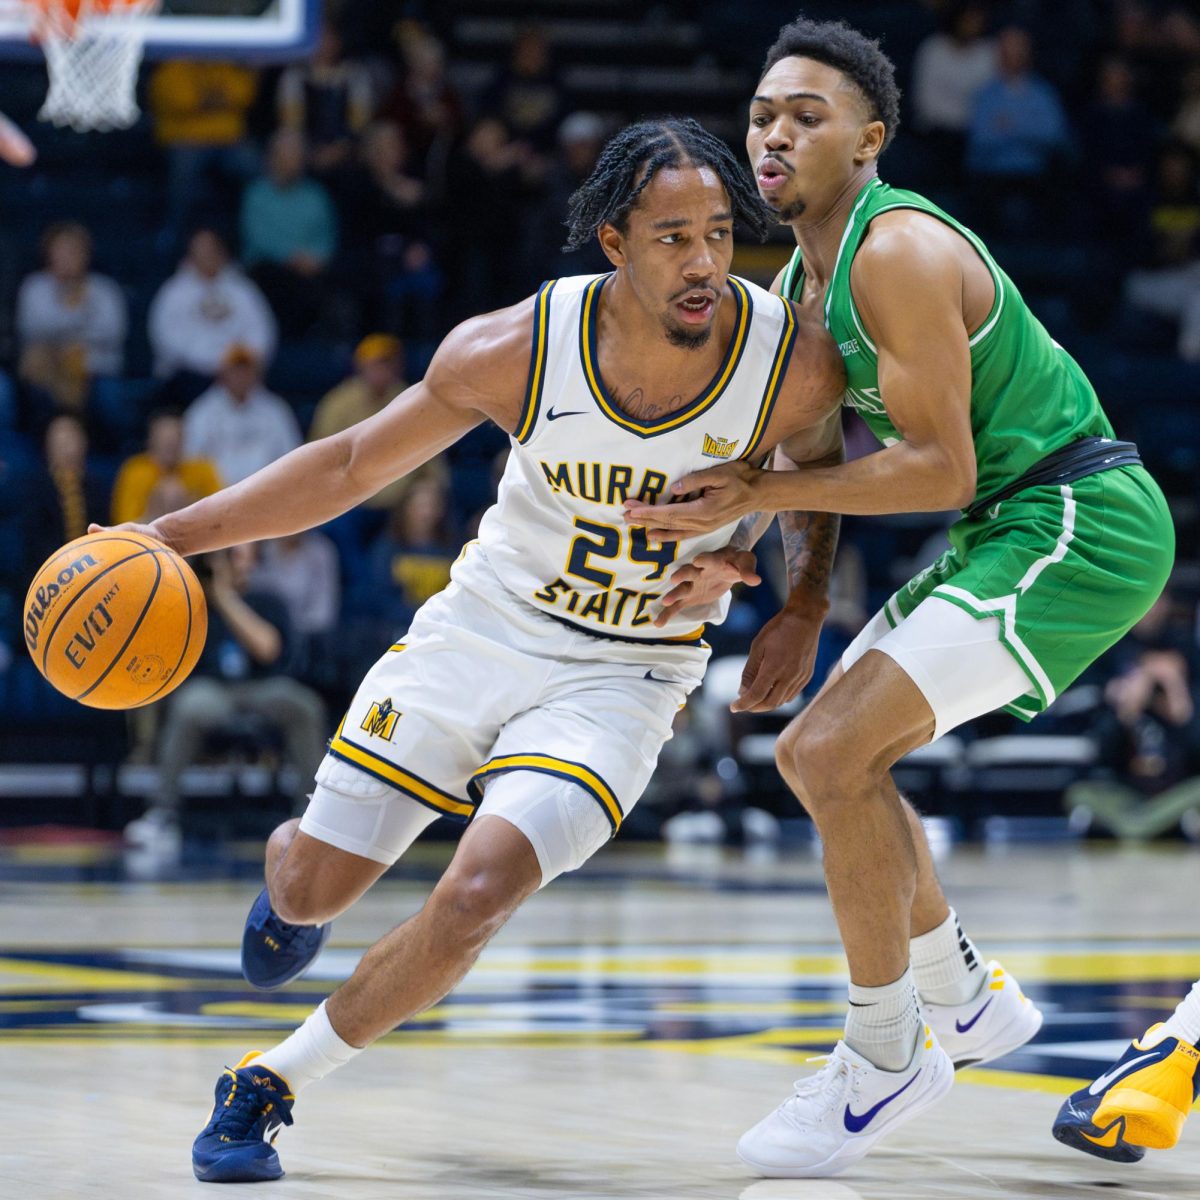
[476,771,612,888]
[298,753,439,865]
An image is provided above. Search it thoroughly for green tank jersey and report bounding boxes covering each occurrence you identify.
[779,178,1114,504]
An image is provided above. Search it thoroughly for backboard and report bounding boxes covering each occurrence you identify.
[0,0,320,61]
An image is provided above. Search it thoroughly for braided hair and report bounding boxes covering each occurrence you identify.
[564,117,771,251]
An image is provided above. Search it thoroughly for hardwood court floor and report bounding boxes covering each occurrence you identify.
[2,840,1199,1198]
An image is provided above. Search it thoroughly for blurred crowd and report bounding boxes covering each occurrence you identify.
[0,0,1197,843]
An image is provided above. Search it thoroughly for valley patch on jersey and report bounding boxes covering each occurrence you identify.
[477,272,796,642]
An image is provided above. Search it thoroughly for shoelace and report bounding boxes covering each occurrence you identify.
[780,1054,861,1128]
[259,910,320,949]
[212,1077,295,1141]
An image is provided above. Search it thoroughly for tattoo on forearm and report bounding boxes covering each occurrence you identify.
[780,447,844,596]
[731,510,772,551]
[781,508,840,593]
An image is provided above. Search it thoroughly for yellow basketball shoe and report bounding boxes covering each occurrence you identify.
[1092,1026,1200,1150]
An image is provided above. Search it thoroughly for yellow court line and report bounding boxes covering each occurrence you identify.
[660,1001,847,1016]
[0,956,207,992]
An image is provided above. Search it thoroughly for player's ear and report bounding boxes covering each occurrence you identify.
[597,222,626,268]
[855,119,886,165]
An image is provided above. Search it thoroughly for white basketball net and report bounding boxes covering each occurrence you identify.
[29,0,160,132]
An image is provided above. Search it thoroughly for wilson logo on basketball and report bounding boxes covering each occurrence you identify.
[361,699,401,741]
[22,553,98,652]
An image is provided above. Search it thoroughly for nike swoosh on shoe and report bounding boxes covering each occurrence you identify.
[955,997,993,1033]
[1088,1051,1162,1096]
[843,1071,921,1133]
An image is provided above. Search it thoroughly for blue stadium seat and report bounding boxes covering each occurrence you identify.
[0,369,16,430]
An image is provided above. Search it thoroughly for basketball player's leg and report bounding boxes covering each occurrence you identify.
[806,657,952,941]
[193,778,591,1182]
[738,599,1040,1177]
[263,755,442,925]
[257,771,605,1072]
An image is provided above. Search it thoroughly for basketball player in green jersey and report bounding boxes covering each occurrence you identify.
[625,16,1178,1177]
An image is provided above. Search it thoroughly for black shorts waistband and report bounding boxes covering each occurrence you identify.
[965,437,1141,521]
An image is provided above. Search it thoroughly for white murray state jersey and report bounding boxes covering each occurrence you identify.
[476,272,798,641]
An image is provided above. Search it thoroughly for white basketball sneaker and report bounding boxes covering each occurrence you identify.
[922,960,1042,1069]
[736,1026,955,1178]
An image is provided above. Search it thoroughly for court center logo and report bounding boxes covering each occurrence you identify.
[360,698,401,741]
[701,433,739,460]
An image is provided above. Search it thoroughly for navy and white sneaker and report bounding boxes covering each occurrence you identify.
[737,1026,955,1177]
[1053,1026,1200,1162]
[241,886,331,990]
[192,1054,295,1182]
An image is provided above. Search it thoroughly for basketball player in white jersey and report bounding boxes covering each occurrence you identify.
[99,117,848,1182]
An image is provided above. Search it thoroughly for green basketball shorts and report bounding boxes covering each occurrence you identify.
[876,465,1174,722]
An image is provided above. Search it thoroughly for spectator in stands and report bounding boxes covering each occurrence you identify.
[351,121,430,246]
[362,475,458,629]
[251,533,340,640]
[277,24,374,185]
[126,543,326,854]
[910,1,997,173]
[345,121,442,335]
[1123,142,1200,359]
[481,23,564,156]
[1173,66,1200,156]
[1082,56,1156,255]
[444,116,539,319]
[17,221,126,412]
[1066,591,1200,839]
[148,228,277,395]
[182,343,301,485]
[111,409,222,526]
[529,111,610,280]
[308,333,405,443]
[965,26,1072,235]
[380,22,463,176]
[240,129,338,336]
[147,60,260,244]
[310,333,436,508]
[25,412,110,574]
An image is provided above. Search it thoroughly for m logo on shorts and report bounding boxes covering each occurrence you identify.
[361,699,400,741]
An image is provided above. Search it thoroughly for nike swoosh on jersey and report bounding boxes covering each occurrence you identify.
[1088,1051,1162,1096]
[842,1070,920,1133]
[955,997,993,1033]
[546,407,586,420]
[643,669,675,683]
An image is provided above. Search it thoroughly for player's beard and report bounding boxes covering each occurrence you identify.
[777,196,807,222]
[664,320,712,349]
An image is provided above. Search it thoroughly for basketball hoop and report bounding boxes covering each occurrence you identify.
[22,0,160,132]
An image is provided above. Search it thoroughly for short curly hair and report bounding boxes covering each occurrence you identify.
[761,16,901,154]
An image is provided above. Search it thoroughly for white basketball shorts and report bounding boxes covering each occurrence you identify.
[300,544,708,881]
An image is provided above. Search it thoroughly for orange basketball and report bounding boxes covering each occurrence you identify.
[23,531,207,709]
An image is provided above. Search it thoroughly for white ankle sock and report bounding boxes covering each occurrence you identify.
[253,1001,363,1093]
[1156,980,1200,1047]
[910,908,985,1007]
[844,968,922,1071]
